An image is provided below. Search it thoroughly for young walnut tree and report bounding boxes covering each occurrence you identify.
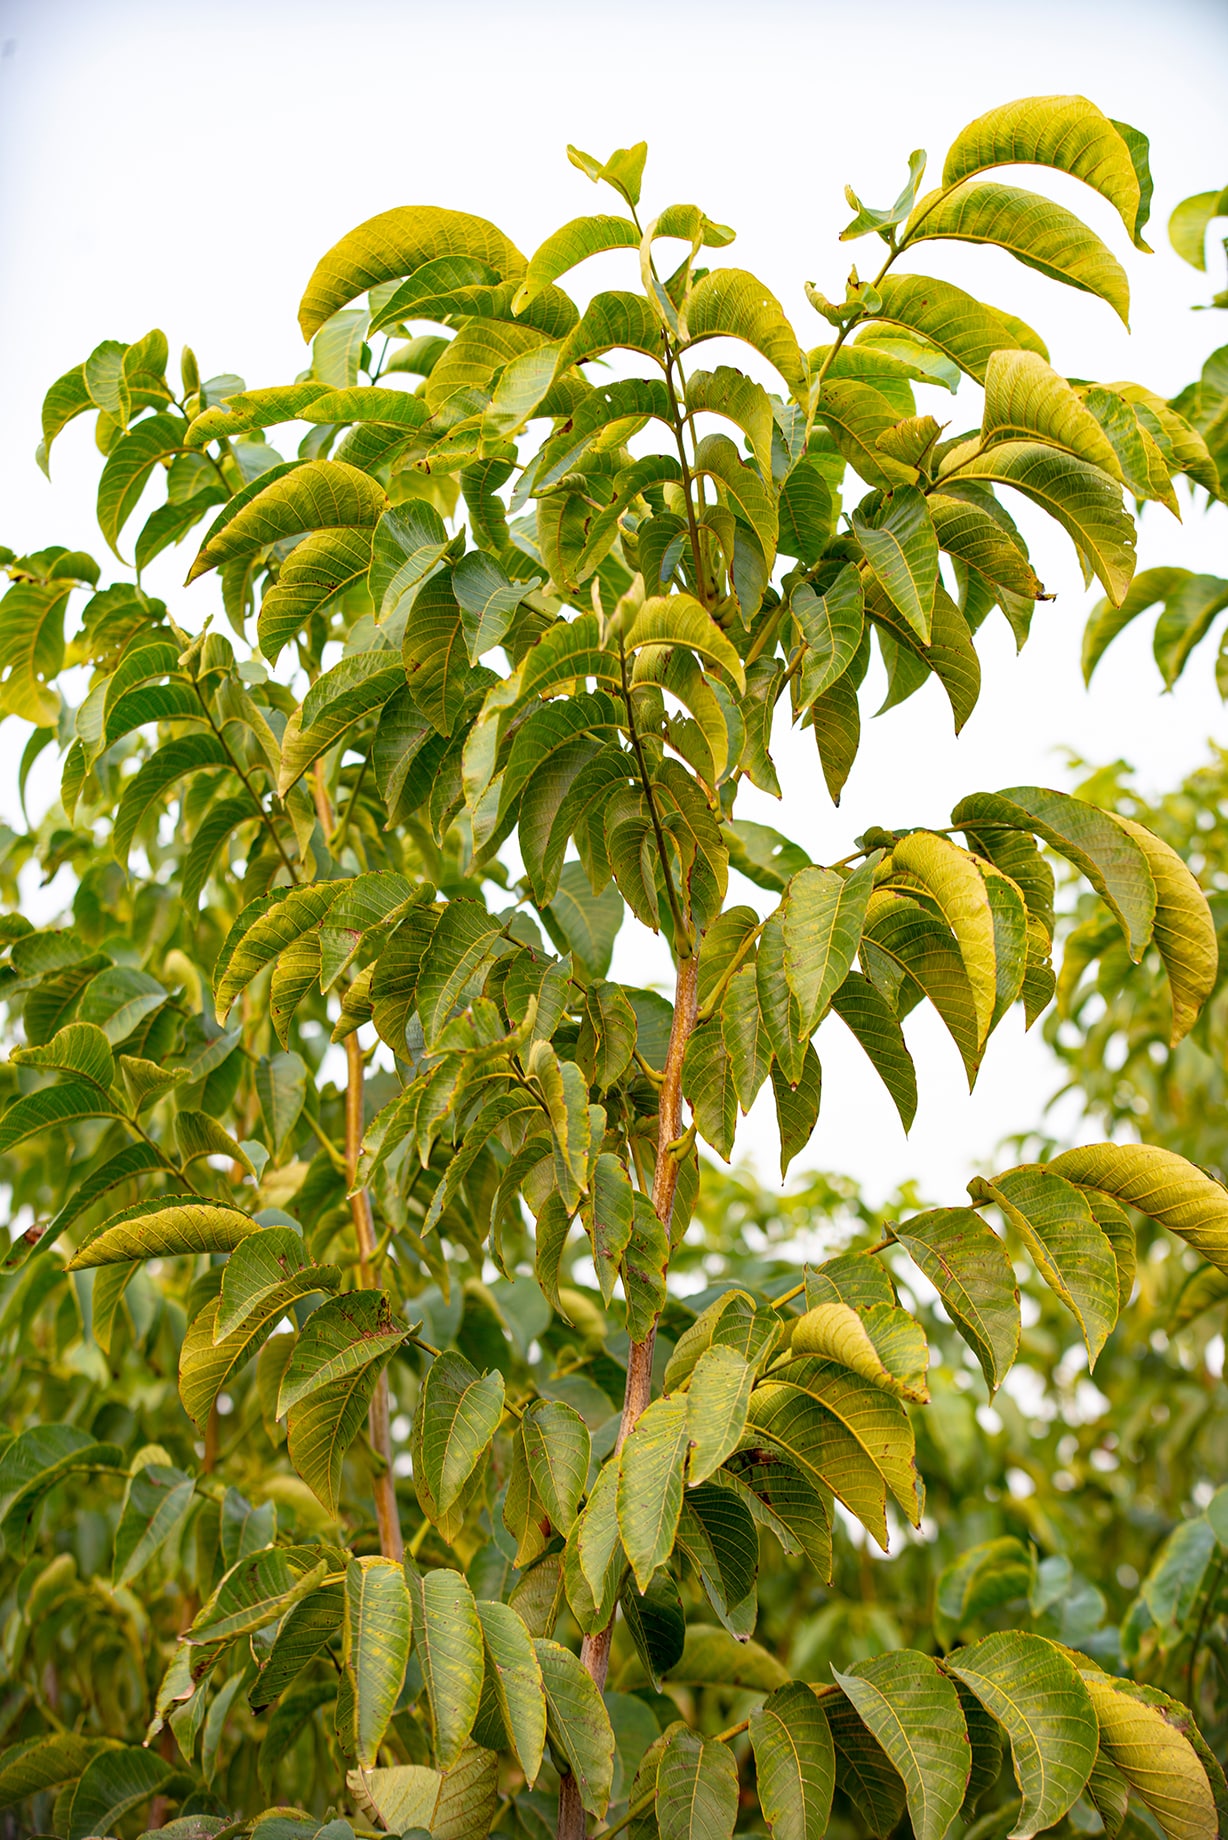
[0,93,1226,1840]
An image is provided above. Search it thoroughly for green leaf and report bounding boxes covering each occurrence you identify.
[342,1556,411,1768]
[836,1652,970,1840]
[1170,187,1228,270]
[1081,1674,1219,1840]
[543,868,624,980]
[682,268,808,401]
[0,1733,117,1811]
[278,1291,408,1416]
[771,1045,823,1177]
[97,414,185,558]
[686,365,777,488]
[980,350,1123,475]
[68,1197,257,1268]
[567,1460,625,1631]
[113,1460,195,1585]
[792,1300,928,1403]
[184,381,330,449]
[626,592,746,692]
[970,1166,1118,1365]
[906,182,1129,323]
[618,1394,689,1590]
[750,1680,836,1840]
[746,1362,919,1550]
[298,205,526,339]
[783,860,874,1035]
[682,1021,737,1161]
[416,900,502,1046]
[189,1549,329,1646]
[935,1538,1037,1648]
[863,891,981,1086]
[692,431,778,562]
[249,1580,345,1710]
[620,1570,687,1690]
[406,1566,483,1769]
[893,1208,1019,1392]
[281,1295,408,1511]
[534,1636,615,1818]
[942,95,1148,246]
[258,526,374,665]
[113,732,229,861]
[473,1600,545,1786]
[0,581,70,724]
[830,972,917,1132]
[853,487,938,643]
[63,1746,173,1840]
[11,1020,114,1091]
[686,1344,755,1483]
[0,1426,125,1558]
[939,440,1135,604]
[817,380,918,491]
[952,786,1156,960]
[865,273,1047,384]
[929,492,1042,603]
[1109,814,1217,1043]
[567,139,648,208]
[278,659,405,794]
[947,1631,1098,1839]
[346,1763,442,1834]
[721,963,771,1114]
[521,1399,590,1537]
[891,830,999,1047]
[792,566,864,706]
[657,1724,739,1840]
[215,883,343,1018]
[417,1351,505,1516]
[513,214,639,310]
[188,460,386,582]
[1045,1141,1228,1278]
[215,1229,339,1340]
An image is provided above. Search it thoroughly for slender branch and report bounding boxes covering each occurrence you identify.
[345,1031,403,1562]
[557,952,700,1840]
[618,642,690,954]
[189,678,300,886]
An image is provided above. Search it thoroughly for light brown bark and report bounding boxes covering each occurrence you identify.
[556,952,699,1840]
[346,1030,404,1562]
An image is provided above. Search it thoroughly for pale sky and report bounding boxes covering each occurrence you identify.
[1,0,1226,1204]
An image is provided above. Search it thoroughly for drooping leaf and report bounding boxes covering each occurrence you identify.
[341,1556,412,1768]
[970,1166,1120,1365]
[750,1680,836,1840]
[417,1351,505,1516]
[782,860,874,1036]
[656,1723,739,1840]
[618,1394,689,1590]
[407,1566,484,1770]
[942,95,1149,246]
[836,1652,970,1840]
[946,1631,1098,1840]
[534,1636,615,1818]
[475,1598,546,1783]
[893,1207,1020,1391]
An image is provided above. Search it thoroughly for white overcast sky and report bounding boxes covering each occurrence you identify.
[0,0,1226,1205]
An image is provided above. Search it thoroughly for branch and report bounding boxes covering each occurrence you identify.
[345,1030,404,1563]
